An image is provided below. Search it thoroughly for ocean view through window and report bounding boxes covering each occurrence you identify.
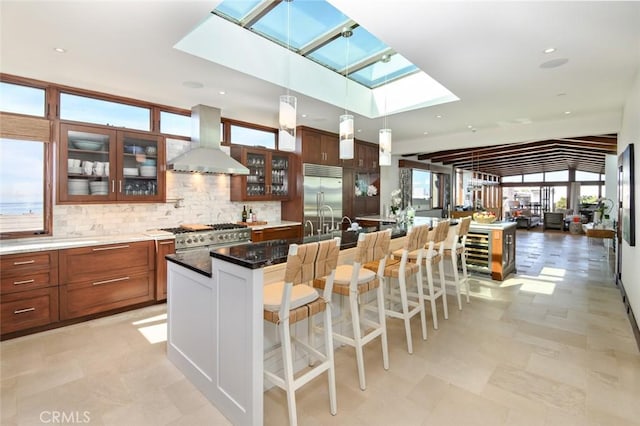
[0,138,46,234]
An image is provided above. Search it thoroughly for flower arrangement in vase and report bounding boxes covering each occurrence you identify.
[390,189,402,217]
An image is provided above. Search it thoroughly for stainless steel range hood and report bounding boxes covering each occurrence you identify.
[167,105,249,175]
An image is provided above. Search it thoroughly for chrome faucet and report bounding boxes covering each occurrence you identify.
[304,220,314,237]
[319,205,334,233]
[341,216,352,227]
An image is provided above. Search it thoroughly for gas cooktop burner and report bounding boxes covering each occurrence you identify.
[207,223,247,230]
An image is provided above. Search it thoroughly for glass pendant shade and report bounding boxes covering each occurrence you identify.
[279,95,296,151]
[379,128,392,166]
[339,114,354,159]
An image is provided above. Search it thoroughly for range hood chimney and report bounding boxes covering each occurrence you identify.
[167,105,249,175]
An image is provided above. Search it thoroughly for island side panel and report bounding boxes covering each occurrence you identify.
[213,258,264,426]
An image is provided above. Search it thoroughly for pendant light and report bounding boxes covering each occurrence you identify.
[279,0,296,152]
[339,27,354,160]
[378,54,392,166]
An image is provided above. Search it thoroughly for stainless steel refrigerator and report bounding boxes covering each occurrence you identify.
[303,163,343,236]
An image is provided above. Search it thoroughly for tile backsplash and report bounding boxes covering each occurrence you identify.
[53,173,281,237]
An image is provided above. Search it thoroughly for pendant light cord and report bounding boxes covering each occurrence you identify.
[285,0,291,96]
[344,32,350,115]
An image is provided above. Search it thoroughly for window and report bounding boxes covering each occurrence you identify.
[0,81,46,117]
[0,138,50,237]
[575,170,601,181]
[502,175,522,183]
[230,124,276,149]
[544,170,568,182]
[523,172,543,183]
[60,93,150,131]
[160,111,191,137]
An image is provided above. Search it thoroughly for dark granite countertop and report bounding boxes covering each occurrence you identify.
[166,224,407,275]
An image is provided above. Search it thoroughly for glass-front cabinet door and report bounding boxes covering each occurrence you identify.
[59,124,165,203]
[246,151,267,197]
[117,131,164,202]
[59,123,117,202]
[270,154,289,198]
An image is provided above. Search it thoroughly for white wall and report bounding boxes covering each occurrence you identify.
[605,154,618,222]
[619,69,640,322]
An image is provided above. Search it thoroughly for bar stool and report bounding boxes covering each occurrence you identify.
[421,220,450,329]
[441,216,471,310]
[263,237,341,426]
[314,229,391,391]
[371,224,429,354]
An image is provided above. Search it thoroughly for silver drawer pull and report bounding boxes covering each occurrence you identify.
[92,276,130,286]
[92,244,130,252]
[159,241,174,245]
[14,307,36,314]
[13,260,35,265]
[14,279,35,285]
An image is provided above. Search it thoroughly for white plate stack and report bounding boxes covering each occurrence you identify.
[89,181,109,195]
[139,166,157,177]
[123,168,139,177]
[68,178,89,195]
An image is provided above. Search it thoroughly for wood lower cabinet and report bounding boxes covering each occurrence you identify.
[251,224,302,242]
[0,250,59,335]
[59,241,155,320]
[155,239,175,301]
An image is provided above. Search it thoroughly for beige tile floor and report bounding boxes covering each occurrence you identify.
[2,230,639,425]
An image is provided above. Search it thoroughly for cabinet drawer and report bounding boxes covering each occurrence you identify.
[1,270,58,294]
[1,251,58,275]
[252,225,301,242]
[1,287,59,335]
[60,272,154,320]
[60,241,154,284]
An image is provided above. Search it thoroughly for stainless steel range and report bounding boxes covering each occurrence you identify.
[161,223,251,251]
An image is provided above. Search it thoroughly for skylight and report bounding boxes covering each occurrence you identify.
[175,0,458,118]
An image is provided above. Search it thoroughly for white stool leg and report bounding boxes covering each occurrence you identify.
[451,251,462,310]
[280,319,298,426]
[439,259,449,320]
[416,265,428,340]
[461,251,470,303]
[323,304,337,415]
[397,274,413,354]
[349,290,367,391]
[426,261,439,330]
[376,282,389,370]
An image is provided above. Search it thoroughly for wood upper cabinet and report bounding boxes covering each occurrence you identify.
[59,241,155,319]
[354,141,379,170]
[230,146,292,201]
[300,127,341,166]
[59,123,165,203]
[0,251,59,336]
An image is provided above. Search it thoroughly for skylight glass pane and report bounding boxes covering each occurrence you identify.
[351,54,419,88]
[251,0,349,50]
[307,26,387,72]
[214,0,262,22]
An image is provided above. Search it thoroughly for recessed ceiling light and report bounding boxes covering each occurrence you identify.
[218,90,226,95]
[564,111,571,115]
[423,131,429,135]
[543,47,556,54]
[467,125,473,129]
[301,114,308,118]
[435,114,442,119]
[182,81,203,89]
[356,129,362,133]
[53,47,66,53]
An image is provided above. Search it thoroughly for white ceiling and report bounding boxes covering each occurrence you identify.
[1,0,639,157]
